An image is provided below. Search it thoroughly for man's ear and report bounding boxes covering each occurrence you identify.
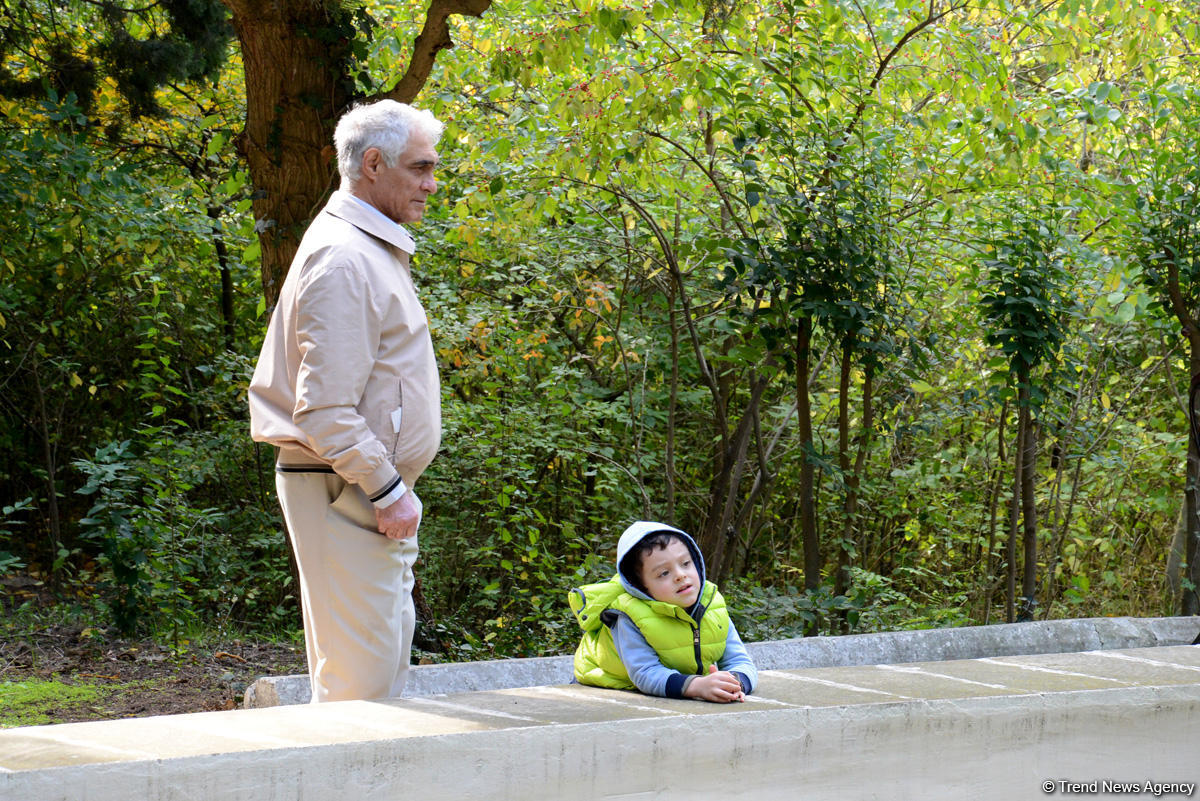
[360,147,382,180]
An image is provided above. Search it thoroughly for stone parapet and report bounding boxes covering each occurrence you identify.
[244,615,1200,706]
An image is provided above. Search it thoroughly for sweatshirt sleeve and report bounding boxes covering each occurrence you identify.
[717,620,758,695]
[610,615,690,699]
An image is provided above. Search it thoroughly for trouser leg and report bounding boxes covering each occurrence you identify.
[275,471,419,702]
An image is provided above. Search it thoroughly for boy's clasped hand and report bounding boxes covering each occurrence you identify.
[685,665,747,703]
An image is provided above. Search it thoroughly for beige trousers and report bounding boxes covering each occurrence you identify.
[275,471,419,702]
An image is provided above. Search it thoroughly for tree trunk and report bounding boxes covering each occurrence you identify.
[697,373,768,583]
[1019,393,1038,621]
[1006,384,1028,624]
[980,402,1007,626]
[796,318,820,602]
[833,336,853,629]
[1185,346,1200,615]
[221,2,353,305]
[849,362,875,566]
[207,205,236,350]
[665,282,679,522]
[1160,253,1200,614]
[31,363,63,584]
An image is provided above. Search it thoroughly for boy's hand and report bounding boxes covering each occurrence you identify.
[684,665,746,703]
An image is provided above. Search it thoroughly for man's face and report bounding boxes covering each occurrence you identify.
[360,128,439,224]
[638,538,701,608]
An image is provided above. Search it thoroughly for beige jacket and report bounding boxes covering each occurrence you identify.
[248,191,441,504]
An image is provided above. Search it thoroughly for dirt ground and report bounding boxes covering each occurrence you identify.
[0,574,308,726]
[0,624,308,725]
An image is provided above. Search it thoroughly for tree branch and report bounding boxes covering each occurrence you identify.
[843,1,968,144]
[381,0,494,104]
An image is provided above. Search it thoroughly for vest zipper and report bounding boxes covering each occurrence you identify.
[689,596,708,674]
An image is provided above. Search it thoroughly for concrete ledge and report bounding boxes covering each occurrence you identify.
[4,644,1199,801]
[244,615,1200,707]
[747,614,1199,670]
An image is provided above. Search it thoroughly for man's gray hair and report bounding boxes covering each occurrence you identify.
[334,100,444,183]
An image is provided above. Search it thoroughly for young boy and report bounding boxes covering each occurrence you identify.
[569,521,757,702]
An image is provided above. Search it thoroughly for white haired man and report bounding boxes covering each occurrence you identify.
[249,100,443,702]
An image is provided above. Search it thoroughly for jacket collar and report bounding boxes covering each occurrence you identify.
[323,190,416,255]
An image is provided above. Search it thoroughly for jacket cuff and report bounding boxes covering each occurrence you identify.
[731,671,751,695]
[666,673,690,699]
[369,475,408,508]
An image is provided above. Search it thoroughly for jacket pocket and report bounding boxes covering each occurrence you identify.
[388,381,403,458]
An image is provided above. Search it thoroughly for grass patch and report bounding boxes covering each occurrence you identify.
[0,677,107,728]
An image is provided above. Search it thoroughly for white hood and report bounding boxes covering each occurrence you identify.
[614,521,707,601]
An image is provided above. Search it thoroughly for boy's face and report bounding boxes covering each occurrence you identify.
[639,538,701,608]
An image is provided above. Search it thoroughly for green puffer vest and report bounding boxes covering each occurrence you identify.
[569,575,730,690]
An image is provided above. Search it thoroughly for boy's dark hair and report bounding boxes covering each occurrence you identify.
[620,531,687,594]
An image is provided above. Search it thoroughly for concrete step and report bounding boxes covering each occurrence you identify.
[3,642,1198,801]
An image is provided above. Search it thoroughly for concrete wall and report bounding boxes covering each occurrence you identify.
[3,643,1199,801]
[245,615,1200,706]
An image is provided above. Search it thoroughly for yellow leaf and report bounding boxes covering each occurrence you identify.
[1101,393,1111,410]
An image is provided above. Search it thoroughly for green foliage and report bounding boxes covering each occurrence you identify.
[71,352,293,641]
[1131,114,1200,317]
[729,579,861,641]
[729,565,973,641]
[71,426,293,640]
[75,437,214,638]
[0,0,233,118]
[0,498,33,575]
[979,204,1075,396]
[0,85,258,574]
[419,326,643,656]
[408,0,1195,639]
[2,0,1199,657]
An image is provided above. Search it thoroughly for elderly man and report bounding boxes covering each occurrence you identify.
[249,100,443,702]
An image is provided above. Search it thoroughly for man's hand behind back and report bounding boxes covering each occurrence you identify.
[375,490,420,539]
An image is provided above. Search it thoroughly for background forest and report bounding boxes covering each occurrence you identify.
[2,0,1199,663]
